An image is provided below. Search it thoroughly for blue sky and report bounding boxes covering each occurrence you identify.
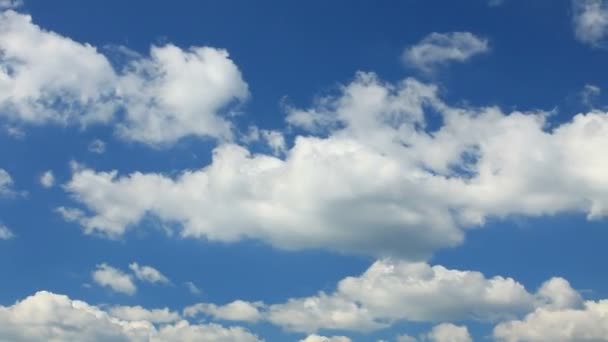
[1,0,608,341]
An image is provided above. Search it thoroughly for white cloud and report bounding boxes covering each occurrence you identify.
[182,260,578,334]
[0,168,14,196]
[0,291,262,342]
[185,281,202,295]
[0,0,23,10]
[265,260,563,333]
[493,300,608,341]
[184,300,265,322]
[402,32,488,72]
[0,11,117,125]
[92,263,137,295]
[0,11,249,145]
[129,262,170,285]
[108,305,180,324]
[299,335,352,342]
[0,223,14,240]
[39,170,54,188]
[426,323,472,342]
[61,72,608,260]
[89,139,106,154]
[152,320,262,342]
[115,44,249,145]
[573,0,608,46]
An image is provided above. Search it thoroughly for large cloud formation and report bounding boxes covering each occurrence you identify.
[184,259,582,333]
[60,72,608,259]
[0,10,248,145]
[0,291,262,342]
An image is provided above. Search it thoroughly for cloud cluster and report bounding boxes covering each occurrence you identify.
[60,72,608,260]
[0,10,248,145]
[185,259,581,333]
[92,262,169,295]
[0,291,262,341]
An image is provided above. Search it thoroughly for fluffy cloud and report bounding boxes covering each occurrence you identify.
[299,335,352,342]
[573,0,608,46]
[184,300,264,322]
[92,263,137,295]
[129,262,170,285]
[493,300,608,341]
[0,223,14,240]
[184,259,579,334]
[39,170,55,188]
[0,291,262,342]
[402,32,488,72]
[264,260,573,333]
[426,323,472,342]
[0,10,248,145]
[62,72,608,259]
[115,44,248,144]
[0,168,14,196]
[108,306,180,324]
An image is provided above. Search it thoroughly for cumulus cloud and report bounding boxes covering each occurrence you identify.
[0,223,14,240]
[299,335,352,342]
[573,0,608,46]
[402,32,488,72]
[184,259,580,333]
[0,11,248,145]
[129,262,170,285]
[426,323,472,342]
[39,170,55,188]
[493,300,608,341]
[92,263,137,295]
[108,305,180,324]
[0,291,262,342]
[61,72,608,259]
[184,300,265,322]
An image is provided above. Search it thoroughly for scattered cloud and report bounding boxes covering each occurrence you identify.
[129,262,170,285]
[573,0,608,46]
[39,170,55,188]
[0,224,14,240]
[402,32,489,72]
[185,281,202,295]
[580,84,601,107]
[0,169,14,196]
[88,139,106,154]
[92,263,137,295]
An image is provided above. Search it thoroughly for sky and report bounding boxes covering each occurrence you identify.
[1,0,608,341]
